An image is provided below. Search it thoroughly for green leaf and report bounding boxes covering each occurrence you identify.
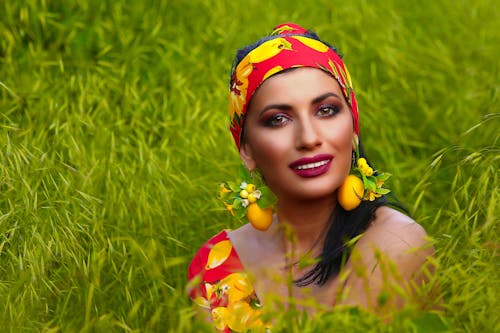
[237,209,246,219]
[239,164,251,182]
[350,168,363,178]
[227,181,240,192]
[364,179,377,192]
[376,173,392,182]
[377,188,391,195]
[258,186,276,208]
[233,198,242,209]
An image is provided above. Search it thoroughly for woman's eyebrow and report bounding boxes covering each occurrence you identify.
[258,104,291,116]
[311,92,343,104]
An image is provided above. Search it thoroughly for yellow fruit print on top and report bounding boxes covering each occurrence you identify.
[247,38,292,64]
[292,35,329,52]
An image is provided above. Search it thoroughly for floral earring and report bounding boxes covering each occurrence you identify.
[337,141,391,211]
[219,165,276,231]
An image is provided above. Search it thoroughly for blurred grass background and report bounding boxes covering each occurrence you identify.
[0,0,498,332]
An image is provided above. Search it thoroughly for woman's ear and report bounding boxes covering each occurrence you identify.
[239,143,257,171]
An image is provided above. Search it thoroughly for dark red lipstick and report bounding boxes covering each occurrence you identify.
[289,154,334,178]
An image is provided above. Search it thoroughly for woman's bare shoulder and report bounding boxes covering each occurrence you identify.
[341,206,435,309]
[359,206,431,254]
[352,206,434,282]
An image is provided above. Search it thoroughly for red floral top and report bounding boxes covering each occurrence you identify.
[188,230,268,332]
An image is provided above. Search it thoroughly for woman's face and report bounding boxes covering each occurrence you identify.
[240,67,356,202]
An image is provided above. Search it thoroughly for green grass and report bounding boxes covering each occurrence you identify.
[0,0,498,332]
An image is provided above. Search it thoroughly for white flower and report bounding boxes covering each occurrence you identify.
[241,199,249,208]
[253,190,262,199]
[240,182,248,190]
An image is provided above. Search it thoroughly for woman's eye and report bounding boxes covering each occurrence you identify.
[317,105,339,117]
[264,114,289,127]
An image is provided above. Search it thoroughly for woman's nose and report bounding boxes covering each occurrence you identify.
[295,116,322,150]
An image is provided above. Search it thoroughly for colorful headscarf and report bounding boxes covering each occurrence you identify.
[229,23,359,150]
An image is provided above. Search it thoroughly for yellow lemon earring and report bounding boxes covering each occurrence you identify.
[338,174,365,211]
[219,166,276,231]
[337,143,391,211]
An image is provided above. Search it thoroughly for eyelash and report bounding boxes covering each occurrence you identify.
[263,114,289,127]
[317,104,340,117]
[263,104,340,127]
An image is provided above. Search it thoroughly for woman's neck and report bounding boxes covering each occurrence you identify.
[276,195,335,258]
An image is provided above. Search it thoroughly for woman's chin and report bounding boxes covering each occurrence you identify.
[274,185,338,203]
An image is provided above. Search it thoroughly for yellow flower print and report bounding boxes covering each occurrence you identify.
[206,240,233,270]
[206,272,267,332]
[236,57,253,81]
[225,301,265,332]
[212,306,232,331]
[229,57,252,120]
[212,301,265,332]
[220,273,255,303]
[292,35,330,52]
[229,91,243,123]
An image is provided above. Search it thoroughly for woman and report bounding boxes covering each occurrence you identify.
[188,23,433,332]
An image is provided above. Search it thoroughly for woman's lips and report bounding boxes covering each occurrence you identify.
[289,154,334,178]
